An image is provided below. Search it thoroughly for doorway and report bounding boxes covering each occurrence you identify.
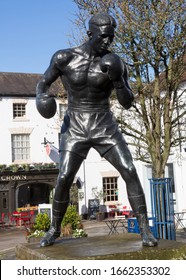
[17,183,52,208]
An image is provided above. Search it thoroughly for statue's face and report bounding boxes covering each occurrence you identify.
[89,25,115,54]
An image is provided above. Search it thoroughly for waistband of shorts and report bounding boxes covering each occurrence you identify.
[67,102,111,113]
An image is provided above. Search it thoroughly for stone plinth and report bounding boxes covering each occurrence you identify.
[15,233,186,260]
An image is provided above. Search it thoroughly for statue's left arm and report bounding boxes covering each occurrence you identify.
[100,53,134,109]
[115,61,134,109]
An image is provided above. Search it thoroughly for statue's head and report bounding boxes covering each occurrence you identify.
[87,13,116,54]
[88,13,117,30]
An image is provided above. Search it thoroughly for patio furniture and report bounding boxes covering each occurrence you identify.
[20,212,32,227]
[174,211,186,232]
[10,211,21,226]
[10,211,31,227]
[104,218,121,235]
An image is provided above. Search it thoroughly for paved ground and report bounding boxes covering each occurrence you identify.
[0,220,186,260]
[0,220,109,260]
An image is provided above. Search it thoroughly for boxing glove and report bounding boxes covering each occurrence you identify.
[100,53,124,82]
[36,93,57,119]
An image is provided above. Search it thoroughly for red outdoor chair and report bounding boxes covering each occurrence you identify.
[20,212,31,227]
[108,205,117,217]
[29,211,35,226]
[122,206,131,218]
[10,211,21,226]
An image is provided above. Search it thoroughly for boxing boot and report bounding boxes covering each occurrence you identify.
[128,194,158,247]
[40,199,69,247]
[40,216,62,247]
[135,212,158,247]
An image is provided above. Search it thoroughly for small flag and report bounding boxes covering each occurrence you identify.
[46,143,60,163]
[46,143,51,156]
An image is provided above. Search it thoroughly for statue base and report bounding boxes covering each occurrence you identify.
[15,233,186,260]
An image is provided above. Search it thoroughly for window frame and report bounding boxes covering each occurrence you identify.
[103,176,118,203]
[13,103,26,119]
[11,134,30,163]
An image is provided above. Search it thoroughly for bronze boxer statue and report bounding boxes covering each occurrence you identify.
[36,13,158,247]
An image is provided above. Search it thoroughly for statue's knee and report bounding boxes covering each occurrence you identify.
[57,172,73,189]
[127,164,137,177]
[55,173,69,199]
[58,174,67,186]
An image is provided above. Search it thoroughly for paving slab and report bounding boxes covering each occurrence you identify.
[15,233,186,260]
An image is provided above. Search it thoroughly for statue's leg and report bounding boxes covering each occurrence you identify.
[103,142,158,247]
[40,151,84,247]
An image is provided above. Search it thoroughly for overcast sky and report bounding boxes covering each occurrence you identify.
[0,0,79,74]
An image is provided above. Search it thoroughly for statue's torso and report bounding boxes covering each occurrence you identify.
[55,47,113,106]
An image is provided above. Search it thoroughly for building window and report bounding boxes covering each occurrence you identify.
[103,177,118,202]
[12,134,30,162]
[13,103,26,118]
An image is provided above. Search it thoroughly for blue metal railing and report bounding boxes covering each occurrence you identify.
[149,178,176,240]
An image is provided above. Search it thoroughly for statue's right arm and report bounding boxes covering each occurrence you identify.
[36,50,66,95]
[36,50,70,119]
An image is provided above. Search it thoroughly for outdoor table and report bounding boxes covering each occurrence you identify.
[104,218,121,235]
[115,216,128,232]
[119,219,128,232]
[174,212,186,232]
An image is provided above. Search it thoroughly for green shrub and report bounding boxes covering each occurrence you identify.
[73,229,88,238]
[34,213,51,231]
[62,205,81,230]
